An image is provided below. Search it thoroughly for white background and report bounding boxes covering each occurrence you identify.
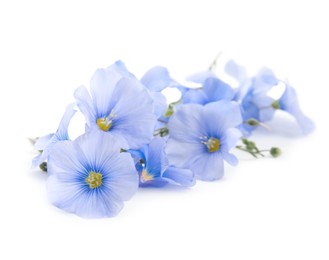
[1,1,328,259]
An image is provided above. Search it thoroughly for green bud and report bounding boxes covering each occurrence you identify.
[272,100,280,110]
[39,162,47,172]
[270,147,282,158]
[246,118,259,126]
[164,104,174,117]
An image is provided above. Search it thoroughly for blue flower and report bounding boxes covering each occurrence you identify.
[166,100,242,181]
[276,83,315,134]
[32,103,76,168]
[226,60,278,136]
[47,131,138,218]
[74,61,156,149]
[181,76,235,105]
[130,137,195,187]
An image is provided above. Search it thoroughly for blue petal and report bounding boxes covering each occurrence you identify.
[90,68,122,117]
[74,86,96,127]
[181,89,208,105]
[108,60,135,79]
[149,91,167,118]
[203,77,235,102]
[225,60,248,83]
[141,66,170,92]
[162,166,195,187]
[167,103,205,143]
[139,178,168,188]
[109,77,156,149]
[191,153,224,181]
[186,71,217,83]
[56,103,76,140]
[146,137,165,176]
[34,133,54,151]
[279,85,315,134]
[253,68,278,95]
[202,101,242,136]
[221,128,242,150]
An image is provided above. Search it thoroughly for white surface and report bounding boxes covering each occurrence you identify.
[1,1,328,259]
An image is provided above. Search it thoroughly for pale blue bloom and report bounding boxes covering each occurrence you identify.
[74,61,156,149]
[47,131,138,218]
[277,83,315,134]
[32,103,76,168]
[130,137,195,187]
[226,60,278,136]
[166,101,242,181]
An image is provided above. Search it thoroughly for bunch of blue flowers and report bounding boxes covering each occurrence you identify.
[31,59,314,218]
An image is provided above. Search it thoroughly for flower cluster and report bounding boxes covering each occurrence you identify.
[31,59,314,218]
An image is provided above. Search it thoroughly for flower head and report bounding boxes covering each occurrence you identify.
[74,61,156,149]
[32,103,76,168]
[47,131,138,218]
[130,137,195,187]
[166,100,242,181]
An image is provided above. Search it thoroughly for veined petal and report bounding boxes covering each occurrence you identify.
[203,77,235,102]
[149,91,167,118]
[202,101,242,136]
[167,103,205,143]
[56,103,77,140]
[182,89,208,105]
[162,166,195,187]
[221,128,242,150]
[74,85,96,127]
[141,66,170,92]
[34,133,54,151]
[146,137,165,176]
[90,68,122,117]
[191,153,224,181]
[109,77,156,149]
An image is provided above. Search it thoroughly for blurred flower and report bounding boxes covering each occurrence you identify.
[130,137,195,187]
[166,100,242,181]
[32,103,76,168]
[74,61,156,149]
[276,83,315,134]
[47,131,138,218]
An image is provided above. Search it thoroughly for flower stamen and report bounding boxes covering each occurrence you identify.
[200,136,220,153]
[86,171,102,189]
[97,110,116,131]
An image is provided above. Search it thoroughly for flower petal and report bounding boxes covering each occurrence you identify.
[162,166,195,187]
[181,89,208,105]
[74,85,96,127]
[34,133,54,151]
[225,60,248,83]
[109,77,156,149]
[186,71,217,84]
[108,60,135,79]
[203,77,235,102]
[191,153,225,181]
[141,66,170,92]
[90,68,122,117]
[56,103,76,140]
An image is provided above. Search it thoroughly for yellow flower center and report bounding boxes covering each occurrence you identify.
[141,169,153,182]
[206,137,220,153]
[86,171,102,189]
[97,117,112,131]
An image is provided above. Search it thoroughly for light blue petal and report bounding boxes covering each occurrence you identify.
[34,133,54,151]
[167,103,205,143]
[146,137,165,176]
[225,60,248,83]
[166,140,205,169]
[149,91,167,118]
[221,152,239,166]
[253,68,278,95]
[182,89,208,105]
[141,66,170,92]
[191,153,224,181]
[221,128,242,150]
[74,85,96,127]
[162,166,195,187]
[109,77,156,149]
[56,103,76,140]
[186,71,217,84]
[203,77,235,102]
[202,101,242,136]
[139,178,168,188]
[259,107,275,122]
[90,68,122,117]
[108,60,135,79]
[279,85,315,134]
